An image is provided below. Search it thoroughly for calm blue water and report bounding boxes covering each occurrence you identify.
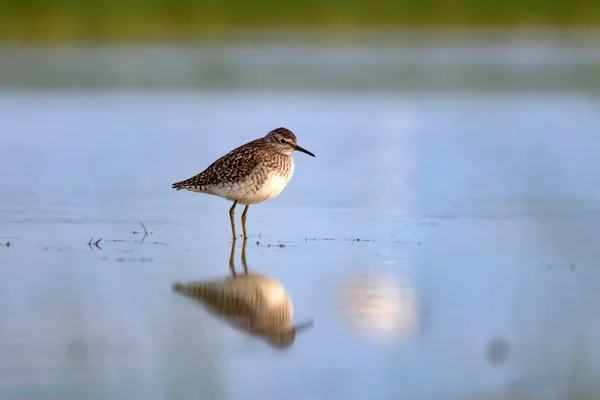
[1,37,600,400]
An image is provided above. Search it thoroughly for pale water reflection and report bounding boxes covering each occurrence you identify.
[336,273,419,345]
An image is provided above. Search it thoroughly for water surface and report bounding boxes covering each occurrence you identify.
[1,38,600,400]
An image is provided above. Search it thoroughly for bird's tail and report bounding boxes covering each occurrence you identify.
[171,178,194,190]
[171,179,189,191]
[172,174,205,191]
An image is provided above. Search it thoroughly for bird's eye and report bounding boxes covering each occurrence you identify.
[279,138,287,144]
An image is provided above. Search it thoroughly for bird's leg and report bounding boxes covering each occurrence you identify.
[241,204,250,239]
[241,236,249,275]
[229,237,237,276]
[229,201,238,239]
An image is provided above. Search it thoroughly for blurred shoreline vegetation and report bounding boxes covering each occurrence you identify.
[0,0,600,43]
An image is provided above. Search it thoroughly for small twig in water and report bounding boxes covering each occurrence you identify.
[136,221,149,245]
[139,221,149,236]
[87,238,102,249]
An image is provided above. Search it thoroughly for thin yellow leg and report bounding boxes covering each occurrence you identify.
[229,201,238,239]
[241,204,250,239]
[241,237,248,274]
[229,237,237,276]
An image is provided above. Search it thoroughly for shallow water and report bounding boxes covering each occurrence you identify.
[2,38,600,400]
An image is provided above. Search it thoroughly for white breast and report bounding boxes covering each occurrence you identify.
[209,157,295,205]
[243,172,292,204]
[243,157,295,205]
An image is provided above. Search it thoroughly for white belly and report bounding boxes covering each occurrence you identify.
[239,173,292,205]
[206,170,293,205]
[203,158,295,205]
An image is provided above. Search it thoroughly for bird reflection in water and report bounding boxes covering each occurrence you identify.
[172,238,313,349]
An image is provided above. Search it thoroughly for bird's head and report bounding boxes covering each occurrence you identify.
[264,127,315,157]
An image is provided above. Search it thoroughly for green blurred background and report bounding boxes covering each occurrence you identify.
[1,0,599,43]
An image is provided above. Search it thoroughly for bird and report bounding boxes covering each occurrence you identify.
[171,127,315,239]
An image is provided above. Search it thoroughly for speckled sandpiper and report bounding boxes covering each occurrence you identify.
[172,127,315,239]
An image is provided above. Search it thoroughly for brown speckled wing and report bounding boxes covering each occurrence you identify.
[172,139,263,191]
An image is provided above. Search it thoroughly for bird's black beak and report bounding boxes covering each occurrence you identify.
[294,144,315,157]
